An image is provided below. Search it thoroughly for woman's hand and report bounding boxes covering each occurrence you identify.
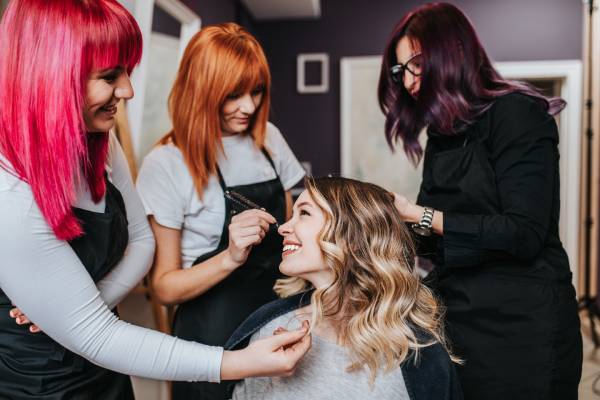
[221,320,311,380]
[393,193,421,223]
[9,307,41,333]
[224,209,276,269]
[393,192,444,235]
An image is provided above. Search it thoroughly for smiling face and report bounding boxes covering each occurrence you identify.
[395,36,422,98]
[278,190,333,288]
[84,66,133,133]
[220,85,264,136]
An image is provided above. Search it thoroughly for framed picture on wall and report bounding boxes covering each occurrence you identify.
[297,53,329,94]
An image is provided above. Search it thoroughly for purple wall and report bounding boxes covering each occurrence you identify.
[182,0,237,26]
[249,0,584,176]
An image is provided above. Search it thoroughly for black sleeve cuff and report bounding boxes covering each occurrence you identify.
[443,213,483,267]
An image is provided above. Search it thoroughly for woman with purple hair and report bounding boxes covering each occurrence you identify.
[378,3,581,400]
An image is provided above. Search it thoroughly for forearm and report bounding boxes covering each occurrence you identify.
[407,204,546,266]
[153,249,239,305]
[221,349,250,380]
[442,212,547,265]
[79,315,223,382]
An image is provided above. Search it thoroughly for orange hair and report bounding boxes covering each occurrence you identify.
[160,23,271,198]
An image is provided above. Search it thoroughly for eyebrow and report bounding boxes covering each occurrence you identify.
[399,52,421,64]
[295,201,314,209]
[98,66,124,75]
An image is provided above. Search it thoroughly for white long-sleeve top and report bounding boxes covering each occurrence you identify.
[0,133,222,382]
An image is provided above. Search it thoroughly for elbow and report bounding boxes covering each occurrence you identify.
[512,227,546,261]
[150,274,182,306]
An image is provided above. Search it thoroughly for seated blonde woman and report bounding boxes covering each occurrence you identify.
[225,177,463,400]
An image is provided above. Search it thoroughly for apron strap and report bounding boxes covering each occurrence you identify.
[215,146,280,191]
[260,147,279,178]
[215,166,227,191]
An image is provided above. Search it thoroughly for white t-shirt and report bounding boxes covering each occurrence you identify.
[136,122,305,268]
[0,133,222,382]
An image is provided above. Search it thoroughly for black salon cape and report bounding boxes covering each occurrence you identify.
[416,92,582,400]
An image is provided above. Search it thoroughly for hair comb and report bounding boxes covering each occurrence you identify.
[224,190,279,228]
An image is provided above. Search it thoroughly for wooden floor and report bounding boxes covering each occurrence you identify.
[120,291,600,400]
[580,314,600,399]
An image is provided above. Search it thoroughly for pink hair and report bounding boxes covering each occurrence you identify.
[0,0,142,240]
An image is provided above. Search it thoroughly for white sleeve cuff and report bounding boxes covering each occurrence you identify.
[205,345,224,383]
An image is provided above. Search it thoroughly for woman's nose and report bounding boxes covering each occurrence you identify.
[238,93,256,114]
[115,73,134,100]
[278,220,292,236]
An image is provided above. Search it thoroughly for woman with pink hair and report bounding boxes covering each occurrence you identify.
[0,1,309,399]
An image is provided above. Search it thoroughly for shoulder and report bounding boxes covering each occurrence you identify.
[0,157,33,203]
[402,342,463,400]
[264,122,287,149]
[265,121,282,138]
[0,162,23,193]
[489,92,551,126]
[141,142,185,169]
[485,92,557,147]
[225,291,313,350]
[138,143,188,184]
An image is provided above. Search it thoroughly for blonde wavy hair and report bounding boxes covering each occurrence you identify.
[275,177,456,383]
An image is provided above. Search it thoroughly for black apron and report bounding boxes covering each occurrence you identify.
[172,149,286,400]
[418,118,581,400]
[0,177,134,400]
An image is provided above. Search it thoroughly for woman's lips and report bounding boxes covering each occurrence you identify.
[282,244,301,257]
[99,104,117,115]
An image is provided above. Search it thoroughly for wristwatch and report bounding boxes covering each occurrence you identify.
[411,207,434,236]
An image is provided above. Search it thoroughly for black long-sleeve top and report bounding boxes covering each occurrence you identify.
[417,92,571,282]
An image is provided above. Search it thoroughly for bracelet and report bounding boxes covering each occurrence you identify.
[411,207,434,236]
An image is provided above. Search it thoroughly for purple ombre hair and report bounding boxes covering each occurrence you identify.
[377,2,565,164]
[0,0,142,240]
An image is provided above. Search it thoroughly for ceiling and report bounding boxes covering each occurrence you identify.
[240,0,321,21]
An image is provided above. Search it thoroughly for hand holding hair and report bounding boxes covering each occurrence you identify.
[220,320,311,380]
[392,192,421,223]
[393,192,444,235]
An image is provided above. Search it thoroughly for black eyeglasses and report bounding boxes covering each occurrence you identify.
[390,53,423,84]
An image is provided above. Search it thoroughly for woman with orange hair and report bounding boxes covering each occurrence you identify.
[136,23,305,399]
